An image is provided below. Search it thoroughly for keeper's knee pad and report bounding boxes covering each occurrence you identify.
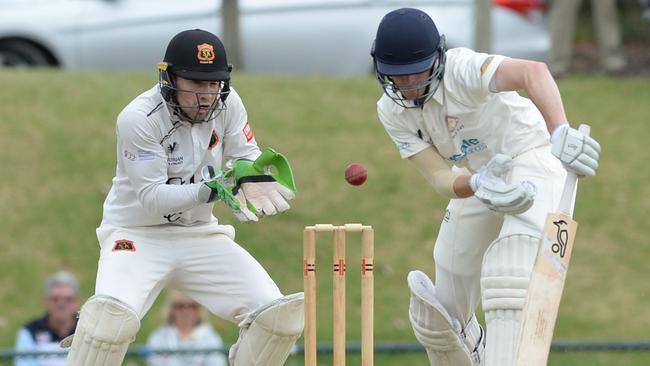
[228,292,304,366]
[65,295,140,366]
[481,234,538,366]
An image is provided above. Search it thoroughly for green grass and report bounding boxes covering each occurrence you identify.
[1,70,649,365]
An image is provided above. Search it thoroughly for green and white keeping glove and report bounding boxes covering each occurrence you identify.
[226,148,297,216]
[199,166,258,222]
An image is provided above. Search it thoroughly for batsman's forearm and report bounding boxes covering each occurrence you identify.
[409,147,464,199]
[523,63,568,134]
[494,59,567,134]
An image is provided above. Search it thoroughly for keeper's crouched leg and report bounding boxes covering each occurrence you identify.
[408,270,485,366]
[229,292,304,365]
[480,234,538,366]
[65,295,140,366]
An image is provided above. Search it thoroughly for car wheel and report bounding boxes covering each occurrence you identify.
[0,40,50,67]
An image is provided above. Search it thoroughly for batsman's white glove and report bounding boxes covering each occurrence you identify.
[234,180,295,216]
[551,123,601,176]
[470,154,536,215]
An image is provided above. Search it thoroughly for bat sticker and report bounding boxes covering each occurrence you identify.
[551,220,569,258]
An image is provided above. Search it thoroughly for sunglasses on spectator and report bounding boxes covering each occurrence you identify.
[173,302,199,310]
[47,296,77,303]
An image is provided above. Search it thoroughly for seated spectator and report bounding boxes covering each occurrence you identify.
[14,271,80,366]
[146,290,226,366]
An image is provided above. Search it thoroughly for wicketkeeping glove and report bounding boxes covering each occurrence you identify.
[551,123,601,177]
[199,166,258,222]
[470,154,536,215]
[227,148,297,216]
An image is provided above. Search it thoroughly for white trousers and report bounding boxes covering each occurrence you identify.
[433,145,566,325]
[94,222,283,322]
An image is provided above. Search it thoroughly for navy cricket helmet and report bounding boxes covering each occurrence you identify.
[157,29,232,123]
[371,8,446,107]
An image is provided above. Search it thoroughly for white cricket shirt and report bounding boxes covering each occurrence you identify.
[101,85,260,227]
[377,47,550,172]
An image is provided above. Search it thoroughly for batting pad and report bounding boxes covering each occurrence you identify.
[408,270,484,366]
[480,234,538,366]
[228,292,304,365]
[65,295,140,366]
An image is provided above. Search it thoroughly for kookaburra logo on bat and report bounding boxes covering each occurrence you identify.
[551,220,569,257]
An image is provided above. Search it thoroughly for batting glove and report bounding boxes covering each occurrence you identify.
[470,154,536,215]
[551,123,601,177]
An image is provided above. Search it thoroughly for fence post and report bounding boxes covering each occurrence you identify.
[222,0,243,70]
[474,0,492,53]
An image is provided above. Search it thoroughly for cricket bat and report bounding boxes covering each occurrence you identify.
[514,124,590,366]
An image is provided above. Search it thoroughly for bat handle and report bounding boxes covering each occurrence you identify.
[558,124,591,217]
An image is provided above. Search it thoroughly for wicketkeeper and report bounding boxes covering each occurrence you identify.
[63,29,303,366]
[371,8,601,366]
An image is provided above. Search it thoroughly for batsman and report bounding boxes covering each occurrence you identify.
[63,29,303,366]
[370,8,601,366]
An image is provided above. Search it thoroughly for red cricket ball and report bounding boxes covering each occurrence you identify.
[345,163,368,186]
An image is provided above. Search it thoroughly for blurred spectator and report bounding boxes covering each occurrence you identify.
[14,271,80,366]
[146,290,226,366]
[549,0,627,75]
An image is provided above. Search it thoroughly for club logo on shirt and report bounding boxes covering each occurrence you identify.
[112,239,136,252]
[197,43,215,64]
[446,116,464,138]
[243,121,254,142]
[123,149,136,161]
[448,138,487,163]
[209,130,220,150]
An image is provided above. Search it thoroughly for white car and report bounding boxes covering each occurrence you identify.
[0,0,548,75]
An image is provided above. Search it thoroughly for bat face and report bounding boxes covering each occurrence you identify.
[515,212,578,365]
[516,123,589,366]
